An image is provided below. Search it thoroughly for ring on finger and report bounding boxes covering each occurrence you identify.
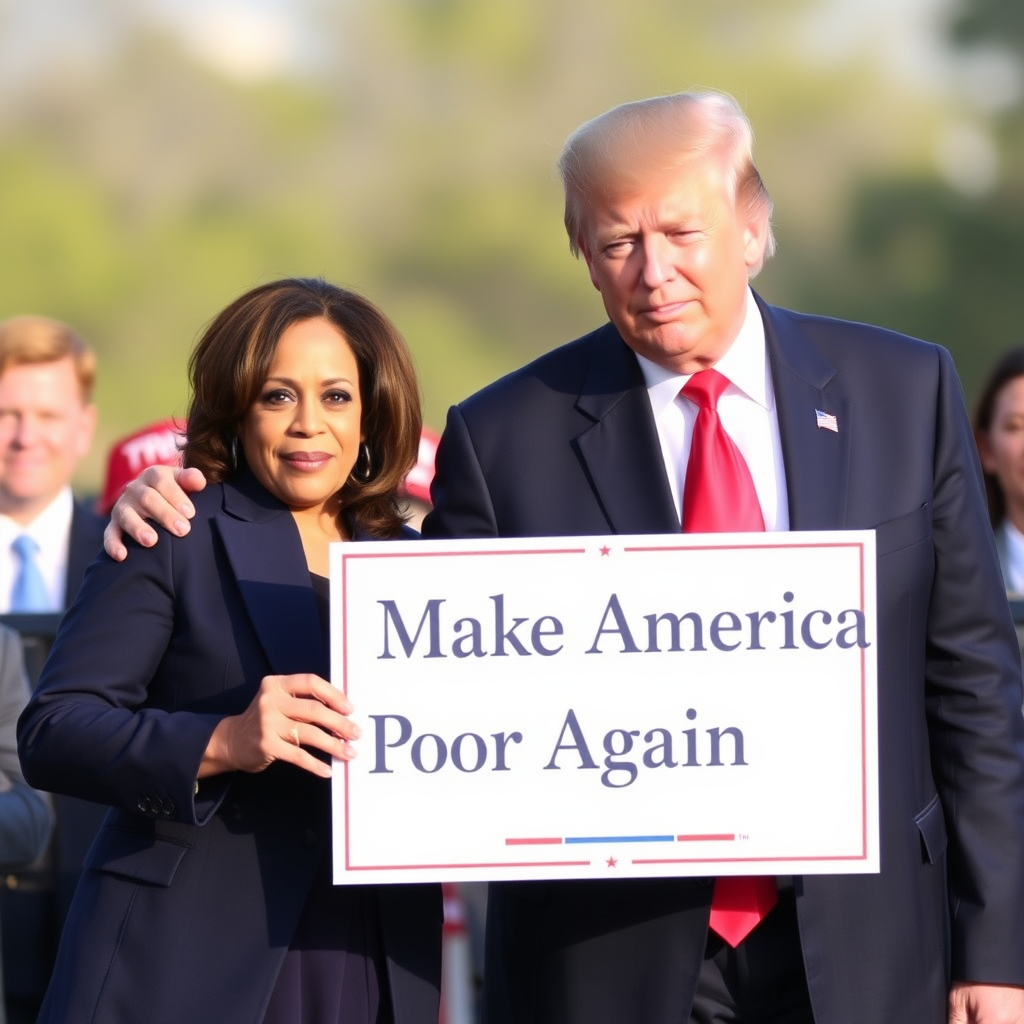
[289,726,301,746]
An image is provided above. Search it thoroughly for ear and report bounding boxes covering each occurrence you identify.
[742,207,771,271]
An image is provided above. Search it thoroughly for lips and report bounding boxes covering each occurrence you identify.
[638,299,691,322]
[282,452,331,470]
[4,456,48,473]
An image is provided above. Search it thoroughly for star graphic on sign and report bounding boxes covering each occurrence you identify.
[599,546,611,556]
[606,856,618,868]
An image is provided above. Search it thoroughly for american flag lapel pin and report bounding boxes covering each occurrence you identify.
[815,408,839,433]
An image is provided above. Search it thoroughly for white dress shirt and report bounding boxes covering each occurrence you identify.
[0,487,74,613]
[998,518,1024,594]
[635,288,790,532]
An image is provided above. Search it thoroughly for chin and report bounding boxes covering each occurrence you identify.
[630,333,706,370]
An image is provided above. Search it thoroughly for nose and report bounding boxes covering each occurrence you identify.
[290,398,323,436]
[640,235,675,288]
[9,413,37,447]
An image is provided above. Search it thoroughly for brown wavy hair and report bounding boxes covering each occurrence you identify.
[183,277,422,538]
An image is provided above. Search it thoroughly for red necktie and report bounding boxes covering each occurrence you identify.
[681,368,777,947]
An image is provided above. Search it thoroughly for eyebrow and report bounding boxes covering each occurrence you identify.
[264,376,356,387]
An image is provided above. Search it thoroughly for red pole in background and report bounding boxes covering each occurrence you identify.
[439,882,475,1024]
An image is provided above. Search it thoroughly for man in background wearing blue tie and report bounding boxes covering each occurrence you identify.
[0,316,103,615]
[0,315,106,1024]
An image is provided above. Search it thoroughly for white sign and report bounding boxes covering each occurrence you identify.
[330,532,878,884]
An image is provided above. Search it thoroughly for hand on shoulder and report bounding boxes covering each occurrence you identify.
[103,466,208,562]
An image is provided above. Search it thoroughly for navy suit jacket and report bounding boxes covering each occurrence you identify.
[65,499,105,605]
[422,294,1024,1024]
[19,472,441,1024]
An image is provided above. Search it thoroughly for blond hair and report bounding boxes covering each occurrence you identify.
[0,315,96,401]
[558,90,776,275]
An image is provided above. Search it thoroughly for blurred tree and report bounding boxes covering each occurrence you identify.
[783,0,1024,403]
[949,0,1024,49]
[1,0,1015,487]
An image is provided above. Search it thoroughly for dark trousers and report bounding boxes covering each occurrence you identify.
[691,889,815,1024]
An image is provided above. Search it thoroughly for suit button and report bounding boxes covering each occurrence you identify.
[161,799,175,816]
[137,797,152,814]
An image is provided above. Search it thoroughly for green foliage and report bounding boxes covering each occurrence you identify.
[949,0,1024,49]
[1,0,1023,492]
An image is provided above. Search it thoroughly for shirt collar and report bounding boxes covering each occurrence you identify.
[0,487,74,549]
[1001,518,1024,593]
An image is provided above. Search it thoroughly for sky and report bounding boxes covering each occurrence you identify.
[0,0,322,91]
[0,0,1018,200]
[807,0,1019,110]
[0,0,1018,105]
[151,0,1020,107]
[143,0,322,82]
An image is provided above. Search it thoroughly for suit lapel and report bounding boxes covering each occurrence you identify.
[213,475,328,679]
[574,325,680,535]
[557,307,851,536]
[758,296,851,531]
[66,501,106,605]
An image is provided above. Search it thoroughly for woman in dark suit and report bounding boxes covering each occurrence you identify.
[17,278,440,1024]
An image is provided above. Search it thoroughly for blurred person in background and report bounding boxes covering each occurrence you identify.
[0,315,104,613]
[18,277,440,1024]
[973,347,1024,595]
[0,314,106,1022]
[0,623,53,1024]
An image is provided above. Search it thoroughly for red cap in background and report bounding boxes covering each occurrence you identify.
[97,418,185,514]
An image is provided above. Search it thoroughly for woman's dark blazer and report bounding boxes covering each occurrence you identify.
[18,470,441,1024]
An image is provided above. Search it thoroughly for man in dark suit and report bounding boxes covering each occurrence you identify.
[0,314,106,1022]
[419,93,1024,1024]
[102,92,1024,1023]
